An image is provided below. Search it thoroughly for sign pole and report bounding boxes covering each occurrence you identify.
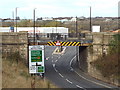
[31,74,35,88]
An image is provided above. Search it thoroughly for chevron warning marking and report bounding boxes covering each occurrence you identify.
[47,41,82,46]
[61,42,66,46]
[71,42,76,46]
[68,42,73,46]
[64,42,70,46]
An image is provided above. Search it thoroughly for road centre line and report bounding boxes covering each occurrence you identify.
[76,85,86,90]
[55,60,58,62]
[52,60,53,62]
[76,85,84,88]
[54,67,58,72]
[66,79,73,84]
[70,55,112,88]
[52,52,83,88]
[58,56,61,59]
[58,73,64,78]
[52,64,55,67]
[53,63,58,72]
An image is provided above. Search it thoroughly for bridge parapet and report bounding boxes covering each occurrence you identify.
[28,33,93,46]
[91,32,117,45]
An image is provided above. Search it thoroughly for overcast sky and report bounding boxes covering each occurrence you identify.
[0,0,120,19]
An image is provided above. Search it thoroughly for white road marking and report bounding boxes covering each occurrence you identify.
[58,73,64,78]
[70,55,112,88]
[52,64,55,67]
[70,55,76,67]
[54,67,58,72]
[75,70,112,88]
[52,60,53,62]
[52,56,53,58]
[76,85,86,90]
[58,56,61,59]
[55,60,58,62]
[66,79,73,84]
[76,85,83,88]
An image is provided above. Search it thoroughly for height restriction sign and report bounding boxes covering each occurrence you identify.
[29,45,45,73]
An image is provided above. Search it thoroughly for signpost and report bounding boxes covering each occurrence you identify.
[29,45,45,74]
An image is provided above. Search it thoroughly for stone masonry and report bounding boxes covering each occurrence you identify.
[86,32,119,86]
[1,31,28,64]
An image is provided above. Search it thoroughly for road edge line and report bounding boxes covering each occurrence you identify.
[70,55,112,88]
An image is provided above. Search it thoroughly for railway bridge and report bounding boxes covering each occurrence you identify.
[1,31,119,86]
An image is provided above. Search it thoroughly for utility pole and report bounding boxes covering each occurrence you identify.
[12,11,14,23]
[76,16,78,37]
[75,16,79,63]
[118,2,120,29]
[16,7,18,32]
[33,8,36,45]
[56,20,57,34]
[31,9,36,89]
[90,6,92,32]
[12,11,14,30]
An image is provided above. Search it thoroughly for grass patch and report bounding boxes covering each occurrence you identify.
[2,51,57,88]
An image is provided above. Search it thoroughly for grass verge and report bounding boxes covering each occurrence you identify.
[2,57,57,88]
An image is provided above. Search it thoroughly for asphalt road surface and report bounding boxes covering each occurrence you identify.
[44,46,119,90]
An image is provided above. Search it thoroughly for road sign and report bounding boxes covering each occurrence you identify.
[31,50,42,62]
[56,41,61,46]
[29,45,45,73]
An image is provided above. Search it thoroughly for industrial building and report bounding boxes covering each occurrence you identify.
[0,27,69,39]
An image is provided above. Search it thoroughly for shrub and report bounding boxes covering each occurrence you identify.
[6,51,24,64]
[93,34,120,79]
[93,54,119,78]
